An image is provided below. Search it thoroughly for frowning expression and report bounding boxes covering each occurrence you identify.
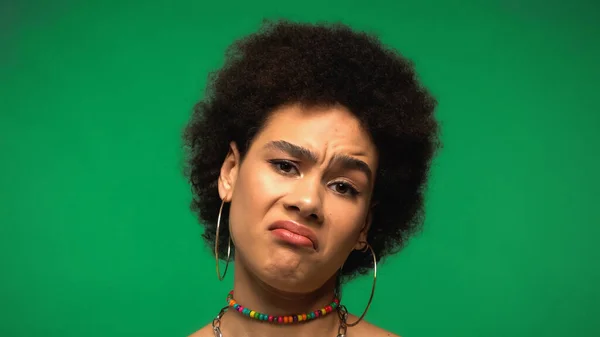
[218,104,378,293]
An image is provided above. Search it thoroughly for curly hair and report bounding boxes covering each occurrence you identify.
[183,19,441,280]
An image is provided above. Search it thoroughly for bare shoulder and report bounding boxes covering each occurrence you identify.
[187,317,400,337]
[347,314,401,337]
[187,323,213,337]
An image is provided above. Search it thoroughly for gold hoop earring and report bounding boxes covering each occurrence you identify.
[339,242,377,327]
[214,199,231,281]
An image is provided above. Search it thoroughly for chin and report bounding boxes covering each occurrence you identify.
[261,259,328,294]
[237,240,332,293]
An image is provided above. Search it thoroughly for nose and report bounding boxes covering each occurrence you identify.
[283,178,324,223]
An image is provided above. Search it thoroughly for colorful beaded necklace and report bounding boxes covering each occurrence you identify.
[226,290,340,324]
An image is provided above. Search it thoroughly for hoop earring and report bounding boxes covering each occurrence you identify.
[339,242,377,327]
[214,199,231,281]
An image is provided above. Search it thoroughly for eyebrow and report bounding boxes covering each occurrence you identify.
[264,140,373,182]
[330,154,373,182]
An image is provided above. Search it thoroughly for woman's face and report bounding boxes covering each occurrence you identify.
[218,104,378,293]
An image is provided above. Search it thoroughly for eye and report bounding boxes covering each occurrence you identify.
[268,159,299,175]
[330,181,359,197]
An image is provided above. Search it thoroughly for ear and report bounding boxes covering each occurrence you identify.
[218,142,241,202]
[353,206,374,251]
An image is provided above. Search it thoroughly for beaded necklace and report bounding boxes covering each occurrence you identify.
[227,290,340,323]
[212,290,350,337]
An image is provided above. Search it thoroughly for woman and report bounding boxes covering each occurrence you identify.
[183,19,440,337]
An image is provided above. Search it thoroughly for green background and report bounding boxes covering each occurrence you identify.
[1,1,599,336]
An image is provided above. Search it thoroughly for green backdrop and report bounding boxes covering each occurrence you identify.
[1,1,599,336]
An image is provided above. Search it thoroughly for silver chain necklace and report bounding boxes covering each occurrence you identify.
[212,305,350,337]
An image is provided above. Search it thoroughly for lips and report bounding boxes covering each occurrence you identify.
[268,220,319,250]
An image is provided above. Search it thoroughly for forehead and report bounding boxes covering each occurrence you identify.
[251,104,378,164]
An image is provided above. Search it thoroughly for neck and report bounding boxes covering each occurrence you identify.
[219,258,341,337]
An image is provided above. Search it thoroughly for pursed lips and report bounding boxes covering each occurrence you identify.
[268,220,319,250]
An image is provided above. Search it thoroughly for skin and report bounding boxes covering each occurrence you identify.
[189,104,399,337]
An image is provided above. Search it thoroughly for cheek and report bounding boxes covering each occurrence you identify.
[324,201,368,252]
[229,165,282,233]
[255,168,287,197]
